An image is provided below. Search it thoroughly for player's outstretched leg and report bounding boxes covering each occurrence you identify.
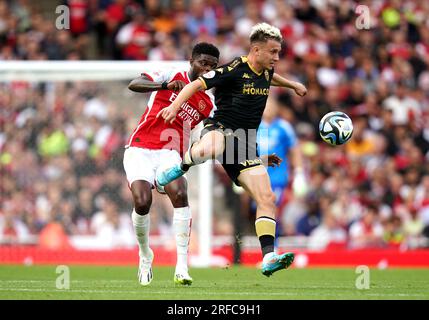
[238,167,295,277]
[156,131,225,186]
[156,142,194,186]
[261,252,294,277]
[138,248,154,285]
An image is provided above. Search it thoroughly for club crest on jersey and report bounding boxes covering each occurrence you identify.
[198,100,206,112]
[203,70,215,79]
[264,70,269,81]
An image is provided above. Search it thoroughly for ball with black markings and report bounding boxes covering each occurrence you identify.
[319,111,353,146]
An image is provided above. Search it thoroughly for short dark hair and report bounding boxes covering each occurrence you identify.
[191,42,220,59]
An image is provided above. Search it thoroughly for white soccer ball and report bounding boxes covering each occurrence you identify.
[319,111,353,146]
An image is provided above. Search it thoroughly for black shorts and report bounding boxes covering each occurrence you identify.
[201,119,263,186]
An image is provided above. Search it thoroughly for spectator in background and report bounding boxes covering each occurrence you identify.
[383,215,405,247]
[74,188,96,234]
[349,204,385,249]
[116,9,152,60]
[345,116,376,160]
[37,123,69,158]
[91,196,134,248]
[97,0,133,59]
[148,35,183,60]
[382,82,422,126]
[234,0,261,40]
[185,0,217,37]
[308,211,347,251]
[295,193,322,236]
[0,202,31,244]
[53,197,78,235]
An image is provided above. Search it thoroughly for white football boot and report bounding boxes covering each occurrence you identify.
[138,248,154,286]
[174,268,193,286]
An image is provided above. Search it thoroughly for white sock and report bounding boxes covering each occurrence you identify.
[263,252,276,263]
[131,209,151,257]
[173,206,192,272]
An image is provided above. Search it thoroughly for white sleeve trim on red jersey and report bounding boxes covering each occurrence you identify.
[142,68,187,84]
[184,71,191,83]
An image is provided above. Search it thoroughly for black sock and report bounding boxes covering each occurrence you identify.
[259,235,275,257]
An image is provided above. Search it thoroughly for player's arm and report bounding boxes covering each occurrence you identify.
[271,73,307,96]
[156,79,204,123]
[128,75,186,93]
[157,64,230,123]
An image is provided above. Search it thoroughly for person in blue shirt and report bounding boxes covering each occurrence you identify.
[256,95,308,237]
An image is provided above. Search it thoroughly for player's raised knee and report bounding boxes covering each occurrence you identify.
[133,193,152,215]
[171,188,188,207]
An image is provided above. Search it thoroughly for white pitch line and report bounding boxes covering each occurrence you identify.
[0,287,427,298]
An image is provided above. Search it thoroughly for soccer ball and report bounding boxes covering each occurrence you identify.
[319,111,353,146]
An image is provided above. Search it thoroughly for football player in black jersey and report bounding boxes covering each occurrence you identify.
[156,23,307,277]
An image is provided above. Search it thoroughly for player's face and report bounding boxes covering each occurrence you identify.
[257,39,281,70]
[189,54,218,81]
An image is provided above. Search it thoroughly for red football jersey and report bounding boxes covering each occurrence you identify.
[126,69,216,156]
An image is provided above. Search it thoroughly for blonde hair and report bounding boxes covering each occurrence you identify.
[249,23,282,43]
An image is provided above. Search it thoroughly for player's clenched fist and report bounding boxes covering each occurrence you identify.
[261,153,283,167]
[293,82,307,97]
[156,105,179,124]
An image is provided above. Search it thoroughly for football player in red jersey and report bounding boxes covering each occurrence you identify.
[123,43,220,286]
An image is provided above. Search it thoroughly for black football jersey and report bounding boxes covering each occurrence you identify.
[198,56,274,131]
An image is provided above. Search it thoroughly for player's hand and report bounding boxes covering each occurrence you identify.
[293,82,307,97]
[167,80,186,92]
[261,153,283,167]
[156,105,179,124]
[292,168,308,197]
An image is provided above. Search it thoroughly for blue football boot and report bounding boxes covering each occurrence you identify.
[261,252,294,277]
[156,164,186,186]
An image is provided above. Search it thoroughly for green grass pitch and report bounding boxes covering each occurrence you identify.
[0,265,428,300]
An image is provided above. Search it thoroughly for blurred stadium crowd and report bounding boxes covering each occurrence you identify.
[1,0,429,250]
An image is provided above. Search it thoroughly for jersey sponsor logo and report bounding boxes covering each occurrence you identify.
[239,158,263,167]
[203,70,215,79]
[177,102,201,125]
[242,73,251,79]
[242,83,270,95]
[169,92,178,102]
[169,92,201,125]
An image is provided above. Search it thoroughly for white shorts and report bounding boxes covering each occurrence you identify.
[123,147,183,188]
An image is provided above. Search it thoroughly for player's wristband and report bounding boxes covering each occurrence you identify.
[161,82,168,90]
